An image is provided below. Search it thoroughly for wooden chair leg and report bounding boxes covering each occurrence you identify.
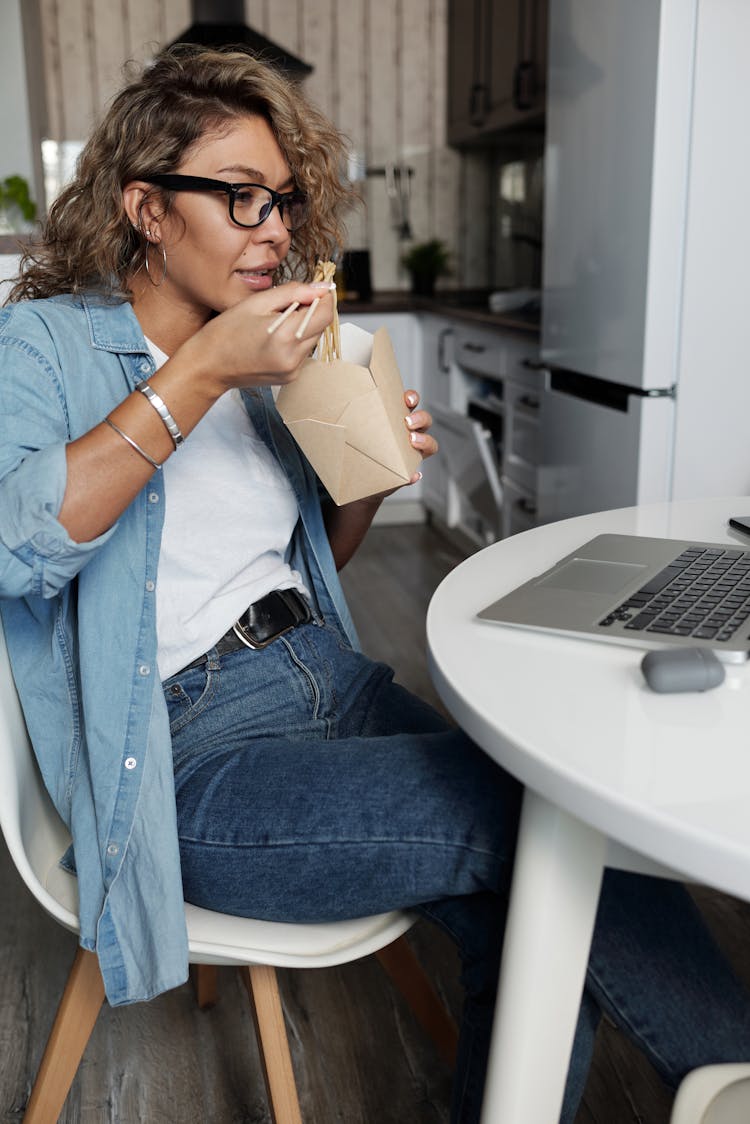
[239,964,303,1124]
[25,946,105,1124]
[376,935,459,1068]
[190,963,219,1009]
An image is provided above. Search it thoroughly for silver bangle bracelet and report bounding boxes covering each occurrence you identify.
[136,381,184,448]
[104,417,162,471]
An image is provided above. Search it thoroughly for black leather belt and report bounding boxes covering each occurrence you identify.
[179,589,311,673]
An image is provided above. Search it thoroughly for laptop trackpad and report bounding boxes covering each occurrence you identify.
[537,558,646,595]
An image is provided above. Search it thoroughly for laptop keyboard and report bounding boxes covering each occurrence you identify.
[598,546,750,642]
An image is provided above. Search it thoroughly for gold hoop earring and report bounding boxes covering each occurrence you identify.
[145,239,167,287]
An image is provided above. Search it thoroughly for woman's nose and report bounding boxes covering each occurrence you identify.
[254,204,291,245]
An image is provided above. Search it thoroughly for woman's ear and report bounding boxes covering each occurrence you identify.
[123,181,161,240]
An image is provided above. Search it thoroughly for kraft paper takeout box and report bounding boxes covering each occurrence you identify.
[276,322,423,505]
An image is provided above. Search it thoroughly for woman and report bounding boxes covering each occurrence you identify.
[1,45,749,1124]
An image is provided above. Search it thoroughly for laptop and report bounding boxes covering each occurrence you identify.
[477,533,750,663]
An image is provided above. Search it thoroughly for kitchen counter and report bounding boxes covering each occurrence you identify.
[0,234,31,254]
[339,290,541,336]
[0,241,541,338]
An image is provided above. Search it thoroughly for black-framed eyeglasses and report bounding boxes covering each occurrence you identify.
[143,173,309,232]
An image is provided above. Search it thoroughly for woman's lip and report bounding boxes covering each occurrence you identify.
[235,270,274,290]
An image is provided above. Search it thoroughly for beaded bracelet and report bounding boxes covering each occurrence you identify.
[105,417,162,471]
[136,381,184,448]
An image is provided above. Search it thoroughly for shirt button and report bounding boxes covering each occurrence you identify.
[145,580,155,592]
[138,664,150,677]
[107,843,119,856]
[124,757,137,770]
[148,492,159,503]
[139,361,151,373]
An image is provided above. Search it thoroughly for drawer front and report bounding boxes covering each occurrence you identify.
[501,476,538,538]
[504,378,540,491]
[454,325,538,380]
[453,326,510,375]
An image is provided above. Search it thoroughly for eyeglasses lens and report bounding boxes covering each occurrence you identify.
[231,186,309,231]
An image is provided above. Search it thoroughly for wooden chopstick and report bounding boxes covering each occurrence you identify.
[294,296,321,340]
[267,300,300,335]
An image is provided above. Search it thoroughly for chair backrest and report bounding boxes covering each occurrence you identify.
[0,617,78,930]
[0,617,412,967]
[671,1064,750,1124]
[702,1078,750,1123]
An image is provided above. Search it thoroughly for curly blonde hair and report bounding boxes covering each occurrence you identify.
[9,45,356,302]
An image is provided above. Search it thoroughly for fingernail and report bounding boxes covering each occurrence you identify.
[405,414,417,428]
[310,281,336,290]
[409,431,423,446]
[406,392,418,407]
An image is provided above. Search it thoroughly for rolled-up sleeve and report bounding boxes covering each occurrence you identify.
[0,442,115,597]
[0,323,116,598]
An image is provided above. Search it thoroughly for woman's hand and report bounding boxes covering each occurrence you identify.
[177,280,336,396]
[403,389,438,484]
[324,389,439,569]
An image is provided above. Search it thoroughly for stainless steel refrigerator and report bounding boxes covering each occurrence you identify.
[537,0,750,525]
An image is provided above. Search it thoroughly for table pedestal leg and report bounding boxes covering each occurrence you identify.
[480,790,607,1124]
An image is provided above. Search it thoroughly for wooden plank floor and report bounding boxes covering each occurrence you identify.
[1,521,749,1122]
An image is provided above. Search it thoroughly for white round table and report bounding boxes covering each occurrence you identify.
[426,497,750,1123]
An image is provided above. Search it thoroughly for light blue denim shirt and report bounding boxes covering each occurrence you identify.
[0,292,358,1005]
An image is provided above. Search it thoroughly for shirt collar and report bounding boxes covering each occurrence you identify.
[82,293,150,355]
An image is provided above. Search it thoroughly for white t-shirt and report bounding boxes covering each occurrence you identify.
[146,340,308,680]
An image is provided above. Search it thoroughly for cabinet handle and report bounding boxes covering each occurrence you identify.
[469,82,487,127]
[438,326,454,373]
[516,496,537,516]
[518,394,540,411]
[462,342,486,354]
[512,60,536,112]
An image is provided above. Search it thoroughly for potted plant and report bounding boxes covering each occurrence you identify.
[401,238,451,297]
[0,174,37,234]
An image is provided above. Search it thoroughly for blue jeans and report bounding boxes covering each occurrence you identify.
[163,618,750,1122]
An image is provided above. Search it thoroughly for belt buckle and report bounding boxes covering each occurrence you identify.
[230,591,309,651]
[231,618,280,651]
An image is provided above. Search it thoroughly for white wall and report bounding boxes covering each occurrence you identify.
[671,0,750,499]
[0,255,21,304]
[35,0,491,291]
[0,1,35,187]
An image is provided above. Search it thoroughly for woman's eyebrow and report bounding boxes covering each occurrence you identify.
[218,164,264,179]
[218,165,294,190]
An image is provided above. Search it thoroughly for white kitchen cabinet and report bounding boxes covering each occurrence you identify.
[420,316,541,546]
[420,313,455,411]
[420,315,457,526]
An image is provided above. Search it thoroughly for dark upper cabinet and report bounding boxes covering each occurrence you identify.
[447,0,548,147]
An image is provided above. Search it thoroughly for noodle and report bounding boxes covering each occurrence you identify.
[313,260,341,361]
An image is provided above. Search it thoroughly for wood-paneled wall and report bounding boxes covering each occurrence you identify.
[36,0,491,289]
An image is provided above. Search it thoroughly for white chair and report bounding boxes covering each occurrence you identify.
[670,1065,750,1124]
[0,620,457,1123]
